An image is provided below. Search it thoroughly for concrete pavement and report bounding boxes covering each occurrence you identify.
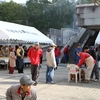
[0,62,100,100]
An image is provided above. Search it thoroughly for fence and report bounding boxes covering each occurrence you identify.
[49,28,79,46]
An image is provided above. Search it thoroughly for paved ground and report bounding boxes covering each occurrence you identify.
[0,62,100,100]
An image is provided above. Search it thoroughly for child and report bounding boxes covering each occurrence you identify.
[9,47,16,74]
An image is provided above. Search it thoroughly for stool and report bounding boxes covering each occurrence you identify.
[67,64,81,83]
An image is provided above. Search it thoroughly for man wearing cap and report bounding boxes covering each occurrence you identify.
[28,42,43,86]
[46,43,57,84]
[73,43,82,64]
[6,75,37,100]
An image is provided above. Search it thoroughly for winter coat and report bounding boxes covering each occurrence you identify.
[77,52,96,67]
[54,47,61,57]
[6,85,37,100]
[73,47,82,64]
[28,47,43,65]
[46,47,56,68]
[64,46,69,54]
[9,51,16,67]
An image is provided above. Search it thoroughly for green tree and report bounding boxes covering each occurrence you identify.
[26,0,45,31]
[0,1,24,24]
[26,0,74,33]
[43,0,74,29]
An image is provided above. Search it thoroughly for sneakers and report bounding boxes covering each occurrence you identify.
[94,79,99,82]
[46,81,54,84]
[50,81,54,84]
[46,81,50,84]
[90,78,99,82]
[94,79,97,82]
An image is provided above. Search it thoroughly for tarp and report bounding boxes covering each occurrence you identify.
[0,21,53,44]
[95,31,100,44]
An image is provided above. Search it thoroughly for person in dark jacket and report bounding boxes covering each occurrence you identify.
[16,44,24,73]
[73,43,82,64]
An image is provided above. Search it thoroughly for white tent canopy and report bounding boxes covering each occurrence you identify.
[0,21,53,44]
[95,31,100,44]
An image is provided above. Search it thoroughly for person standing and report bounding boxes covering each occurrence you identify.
[16,44,24,73]
[9,47,16,74]
[63,45,70,63]
[54,46,61,69]
[28,42,43,86]
[77,51,96,83]
[6,75,37,100]
[46,43,57,84]
[73,43,82,64]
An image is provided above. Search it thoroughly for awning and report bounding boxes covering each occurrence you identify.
[0,21,53,44]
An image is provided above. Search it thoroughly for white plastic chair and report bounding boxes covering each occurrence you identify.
[67,64,81,83]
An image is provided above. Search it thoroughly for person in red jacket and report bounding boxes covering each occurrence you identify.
[28,42,43,86]
[77,51,95,83]
[54,46,61,69]
[63,45,70,63]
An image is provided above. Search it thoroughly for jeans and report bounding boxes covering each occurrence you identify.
[17,57,24,73]
[64,54,69,62]
[56,57,59,66]
[91,62,99,80]
[46,66,54,83]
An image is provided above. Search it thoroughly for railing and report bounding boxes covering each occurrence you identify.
[60,28,86,62]
[81,33,90,48]
[61,28,86,53]
[77,1,94,4]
